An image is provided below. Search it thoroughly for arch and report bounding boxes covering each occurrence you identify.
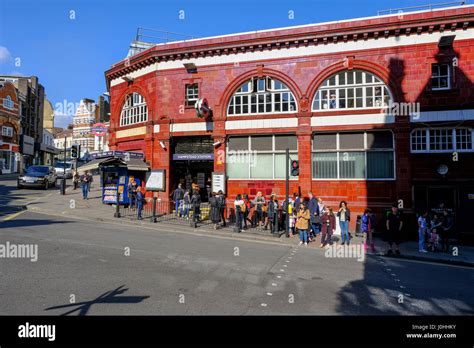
[219,68,302,118]
[306,59,403,110]
[114,85,151,127]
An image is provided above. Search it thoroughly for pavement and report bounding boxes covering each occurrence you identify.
[2,176,474,267]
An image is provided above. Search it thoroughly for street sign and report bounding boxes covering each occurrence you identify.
[146,169,166,191]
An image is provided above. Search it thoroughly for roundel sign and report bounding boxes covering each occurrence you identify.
[195,98,212,118]
[91,123,108,136]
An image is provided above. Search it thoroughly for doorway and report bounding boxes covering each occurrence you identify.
[170,136,214,202]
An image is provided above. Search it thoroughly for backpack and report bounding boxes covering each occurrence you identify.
[240,203,246,213]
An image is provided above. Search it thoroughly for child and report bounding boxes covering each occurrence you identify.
[320,207,336,248]
[429,214,442,252]
[418,211,428,253]
[136,187,144,220]
[361,208,376,252]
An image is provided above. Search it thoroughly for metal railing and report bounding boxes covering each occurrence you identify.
[113,199,288,237]
[377,1,466,15]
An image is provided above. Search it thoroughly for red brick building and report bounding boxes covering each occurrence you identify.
[105,5,474,239]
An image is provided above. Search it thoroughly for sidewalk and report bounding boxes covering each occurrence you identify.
[372,235,474,267]
[25,183,474,267]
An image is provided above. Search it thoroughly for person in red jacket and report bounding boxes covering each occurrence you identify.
[320,207,336,248]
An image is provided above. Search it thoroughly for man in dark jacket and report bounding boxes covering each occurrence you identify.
[172,184,185,217]
[217,190,226,227]
[308,192,320,239]
[190,190,201,227]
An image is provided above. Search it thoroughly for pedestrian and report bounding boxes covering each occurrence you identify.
[136,187,144,220]
[190,189,201,226]
[320,207,336,248]
[282,196,294,236]
[308,192,321,242]
[253,192,265,227]
[440,210,454,253]
[72,170,80,190]
[234,194,245,233]
[209,192,220,229]
[337,201,351,245]
[88,173,93,192]
[243,194,252,230]
[265,193,278,234]
[128,178,138,209]
[417,211,429,253]
[80,170,91,200]
[296,202,310,246]
[181,190,191,219]
[361,208,376,252]
[386,204,403,255]
[217,190,227,227]
[172,184,185,217]
[428,214,442,252]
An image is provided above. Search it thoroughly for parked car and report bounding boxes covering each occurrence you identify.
[17,165,57,189]
[54,161,73,179]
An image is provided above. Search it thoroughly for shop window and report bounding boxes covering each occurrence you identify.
[3,96,14,109]
[312,70,391,111]
[185,84,199,108]
[411,128,473,153]
[312,131,395,180]
[226,135,298,179]
[431,64,451,90]
[120,92,148,127]
[227,77,297,116]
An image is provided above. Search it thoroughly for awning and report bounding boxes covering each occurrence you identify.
[77,158,105,173]
[126,158,149,171]
[77,157,149,173]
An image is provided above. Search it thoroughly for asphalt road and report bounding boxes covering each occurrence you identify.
[1,210,473,315]
[0,177,69,219]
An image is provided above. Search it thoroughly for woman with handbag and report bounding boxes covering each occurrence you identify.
[296,202,310,246]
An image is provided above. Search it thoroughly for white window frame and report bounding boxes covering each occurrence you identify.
[3,96,14,109]
[312,130,396,181]
[431,63,452,91]
[227,77,298,116]
[312,70,392,112]
[410,127,474,153]
[2,126,13,137]
[185,84,199,107]
[119,92,148,127]
[226,134,298,180]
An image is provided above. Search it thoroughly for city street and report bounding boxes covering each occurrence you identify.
[1,205,473,315]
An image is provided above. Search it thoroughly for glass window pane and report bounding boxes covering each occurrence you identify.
[251,136,272,151]
[228,137,248,151]
[367,151,394,179]
[250,154,273,178]
[226,156,248,179]
[275,135,297,151]
[274,154,298,178]
[313,133,337,150]
[366,131,393,149]
[339,151,365,179]
[339,133,364,149]
[312,152,338,179]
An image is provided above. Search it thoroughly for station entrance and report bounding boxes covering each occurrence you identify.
[170,136,214,202]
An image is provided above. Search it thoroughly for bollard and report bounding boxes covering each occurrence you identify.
[151,197,157,223]
[60,178,66,195]
[114,202,121,218]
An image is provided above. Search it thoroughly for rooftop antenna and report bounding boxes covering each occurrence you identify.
[377,1,466,15]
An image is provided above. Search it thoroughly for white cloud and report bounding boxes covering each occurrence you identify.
[0,46,12,63]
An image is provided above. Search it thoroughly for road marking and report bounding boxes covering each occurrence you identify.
[267,292,273,296]
[280,269,285,272]
[271,283,277,287]
[283,265,287,267]
[1,210,27,222]
[260,303,267,307]
[277,275,282,279]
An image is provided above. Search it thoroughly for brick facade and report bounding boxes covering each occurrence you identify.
[106,6,474,237]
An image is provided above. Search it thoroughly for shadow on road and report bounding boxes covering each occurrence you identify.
[0,217,74,229]
[44,285,150,316]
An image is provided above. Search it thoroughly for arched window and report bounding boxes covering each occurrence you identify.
[312,70,391,111]
[227,76,297,116]
[120,92,148,126]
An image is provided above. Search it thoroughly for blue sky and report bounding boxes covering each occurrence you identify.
[0,0,450,127]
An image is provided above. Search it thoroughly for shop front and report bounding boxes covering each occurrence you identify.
[0,143,19,174]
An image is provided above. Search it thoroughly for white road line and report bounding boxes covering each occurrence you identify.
[261,303,267,307]
[277,275,282,279]
[271,283,277,287]
[267,292,273,296]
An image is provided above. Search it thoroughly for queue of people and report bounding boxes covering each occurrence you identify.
[417,209,454,253]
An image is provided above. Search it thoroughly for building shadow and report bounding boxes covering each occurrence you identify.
[44,285,150,316]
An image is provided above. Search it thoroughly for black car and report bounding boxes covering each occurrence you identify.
[17,165,58,189]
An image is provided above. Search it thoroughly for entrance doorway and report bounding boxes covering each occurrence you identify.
[170,136,214,202]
